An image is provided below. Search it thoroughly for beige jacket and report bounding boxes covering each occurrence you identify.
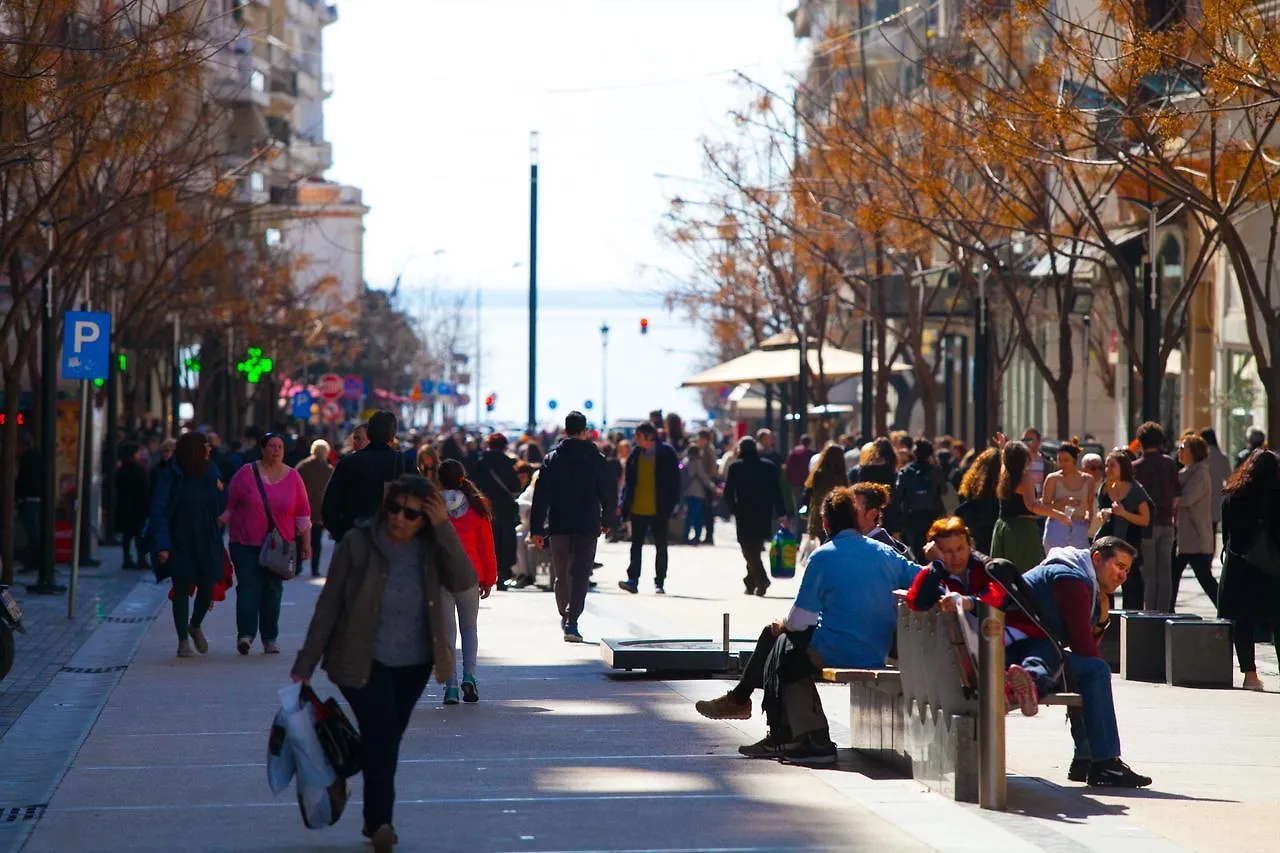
[291,519,477,688]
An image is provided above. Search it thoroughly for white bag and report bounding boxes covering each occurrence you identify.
[276,684,349,830]
[266,706,296,795]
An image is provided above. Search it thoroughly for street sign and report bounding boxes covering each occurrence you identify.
[420,379,435,395]
[62,312,111,381]
[321,401,342,422]
[290,390,313,420]
[438,382,454,396]
[342,374,363,401]
[584,400,593,410]
[318,373,343,401]
[548,399,558,410]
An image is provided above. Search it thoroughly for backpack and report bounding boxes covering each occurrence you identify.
[898,465,942,516]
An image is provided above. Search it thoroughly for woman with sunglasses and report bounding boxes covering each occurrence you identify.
[292,474,477,850]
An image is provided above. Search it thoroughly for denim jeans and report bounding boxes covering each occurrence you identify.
[1007,637,1121,761]
[1141,525,1175,612]
[550,533,597,623]
[229,543,283,643]
[627,514,668,586]
[439,585,480,686]
[683,497,705,543]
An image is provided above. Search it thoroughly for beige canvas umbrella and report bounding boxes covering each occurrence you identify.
[681,331,902,388]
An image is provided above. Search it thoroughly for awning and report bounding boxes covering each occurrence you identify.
[1028,226,1145,279]
[683,345,868,388]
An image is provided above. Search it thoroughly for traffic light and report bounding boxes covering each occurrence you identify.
[640,317,649,335]
[485,393,496,413]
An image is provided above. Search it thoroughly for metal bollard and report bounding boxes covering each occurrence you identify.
[977,602,1007,810]
[722,613,730,671]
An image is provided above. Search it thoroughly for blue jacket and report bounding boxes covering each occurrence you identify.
[149,463,226,586]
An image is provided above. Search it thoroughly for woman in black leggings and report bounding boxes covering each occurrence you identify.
[1219,449,1280,691]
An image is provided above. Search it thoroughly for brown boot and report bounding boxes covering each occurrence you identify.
[695,692,752,720]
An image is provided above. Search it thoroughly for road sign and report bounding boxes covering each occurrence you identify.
[342,374,363,401]
[584,400,594,410]
[321,401,342,422]
[318,373,343,401]
[438,382,454,396]
[62,312,111,381]
[290,390,313,420]
[420,379,435,395]
[548,399,558,410]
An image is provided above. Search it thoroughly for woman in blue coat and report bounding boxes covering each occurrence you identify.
[150,432,226,658]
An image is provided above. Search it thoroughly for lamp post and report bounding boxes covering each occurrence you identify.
[973,266,991,448]
[32,224,64,595]
[600,321,610,428]
[1069,285,1095,439]
[528,130,539,435]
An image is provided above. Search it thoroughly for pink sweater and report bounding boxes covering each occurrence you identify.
[223,464,311,547]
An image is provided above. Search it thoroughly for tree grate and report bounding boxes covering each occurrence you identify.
[104,616,156,623]
[60,665,128,674]
[0,805,46,823]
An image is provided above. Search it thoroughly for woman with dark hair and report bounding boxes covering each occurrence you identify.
[116,442,151,569]
[1219,449,1280,691]
[436,459,495,704]
[991,440,1072,572]
[416,443,441,486]
[804,445,849,541]
[471,433,520,589]
[292,475,478,850]
[857,437,902,536]
[1096,449,1152,609]
[1172,434,1218,607]
[222,432,311,655]
[1041,440,1094,551]
[956,447,1001,553]
[150,432,225,657]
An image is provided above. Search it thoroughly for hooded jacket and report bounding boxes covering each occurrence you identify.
[444,489,498,588]
[723,442,787,541]
[531,438,615,537]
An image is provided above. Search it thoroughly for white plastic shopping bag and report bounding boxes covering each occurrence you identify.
[274,683,349,829]
[266,704,296,795]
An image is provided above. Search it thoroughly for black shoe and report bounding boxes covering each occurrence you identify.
[563,622,584,643]
[744,580,755,596]
[738,733,788,759]
[513,576,535,589]
[779,734,837,766]
[1068,758,1091,783]
[1086,758,1151,788]
[592,561,604,569]
[655,585,665,595]
[704,538,714,546]
[755,583,769,597]
[618,581,638,594]
[588,580,598,590]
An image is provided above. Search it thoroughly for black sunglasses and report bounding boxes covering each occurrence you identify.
[385,500,425,522]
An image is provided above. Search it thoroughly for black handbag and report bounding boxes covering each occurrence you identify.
[301,685,363,778]
[1242,525,1280,580]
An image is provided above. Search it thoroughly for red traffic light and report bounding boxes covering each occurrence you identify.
[640,318,649,335]
[484,393,496,412]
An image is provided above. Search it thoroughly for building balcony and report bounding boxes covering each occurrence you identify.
[290,137,333,174]
[211,53,270,109]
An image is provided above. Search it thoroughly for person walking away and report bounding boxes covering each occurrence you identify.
[1132,421,1179,612]
[151,433,225,657]
[722,437,788,596]
[416,443,441,487]
[291,475,478,851]
[1041,441,1095,551]
[1235,428,1266,469]
[295,439,333,577]
[618,422,680,595]
[436,460,495,703]
[955,447,1001,553]
[531,412,615,641]
[322,412,405,545]
[115,442,151,569]
[696,429,720,544]
[222,433,311,655]
[1171,434,1218,608]
[149,438,176,498]
[990,440,1072,572]
[602,443,624,542]
[1218,448,1280,691]
[470,433,521,590]
[784,436,814,528]
[1096,450,1152,609]
[893,439,946,558]
[857,437,904,538]
[1200,428,1231,537]
[512,469,541,588]
[682,445,714,545]
[804,445,848,548]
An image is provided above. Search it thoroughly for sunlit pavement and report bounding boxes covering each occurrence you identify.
[10,534,1278,852]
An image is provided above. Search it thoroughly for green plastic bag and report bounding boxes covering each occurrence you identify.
[769,526,799,579]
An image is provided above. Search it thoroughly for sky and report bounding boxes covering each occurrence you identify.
[323,0,803,426]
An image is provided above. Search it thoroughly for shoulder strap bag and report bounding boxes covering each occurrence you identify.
[252,464,297,580]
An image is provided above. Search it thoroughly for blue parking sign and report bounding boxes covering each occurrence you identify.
[420,379,435,395]
[290,390,313,420]
[62,312,111,380]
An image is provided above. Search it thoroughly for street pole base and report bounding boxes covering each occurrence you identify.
[27,582,67,596]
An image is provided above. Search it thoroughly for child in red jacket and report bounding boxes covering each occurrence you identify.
[438,460,495,704]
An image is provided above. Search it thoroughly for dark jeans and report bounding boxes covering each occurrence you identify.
[740,537,769,592]
[309,526,325,576]
[492,512,517,585]
[550,534,597,623]
[172,579,213,643]
[704,506,716,543]
[1007,637,1121,761]
[627,514,668,587]
[1171,551,1218,608]
[229,543,283,643]
[683,498,705,543]
[731,626,826,740]
[17,499,42,570]
[340,661,431,830]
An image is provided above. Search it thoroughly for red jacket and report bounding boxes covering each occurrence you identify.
[905,554,1040,637]
[449,507,498,589]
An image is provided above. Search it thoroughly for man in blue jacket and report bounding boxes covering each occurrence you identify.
[619,422,681,594]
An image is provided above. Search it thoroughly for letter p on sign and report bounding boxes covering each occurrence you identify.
[62,311,112,381]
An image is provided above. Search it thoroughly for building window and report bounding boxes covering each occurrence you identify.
[264,227,282,247]
[250,171,264,192]
[250,69,265,91]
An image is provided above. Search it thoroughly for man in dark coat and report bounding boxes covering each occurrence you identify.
[619,422,681,594]
[471,432,521,588]
[115,443,152,569]
[530,411,616,641]
[321,411,406,543]
[723,436,788,596]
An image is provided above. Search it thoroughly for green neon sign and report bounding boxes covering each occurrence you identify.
[236,347,273,384]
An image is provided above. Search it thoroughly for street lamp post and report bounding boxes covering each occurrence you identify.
[973,267,991,447]
[33,224,65,595]
[528,131,539,435]
[1069,284,1095,439]
[600,321,610,428]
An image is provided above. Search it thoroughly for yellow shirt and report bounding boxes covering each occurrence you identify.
[632,451,657,516]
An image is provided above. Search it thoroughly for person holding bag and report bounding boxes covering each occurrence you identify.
[291,474,478,851]
[223,433,312,656]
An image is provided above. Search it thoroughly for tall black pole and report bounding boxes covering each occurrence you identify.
[527,131,539,436]
[943,335,955,436]
[973,271,990,448]
[33,230,64,594]
[797,325,808,441]
[764,384,774,432]
[225,326,235,441]
[171,315,181,437]
[860,317,873,439]
[1140,207,1161,425]
[959,334,970,444]
[102,293,118,545]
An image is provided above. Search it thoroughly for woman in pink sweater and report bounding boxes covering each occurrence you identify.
[438,459,495,704]
[221,433,311,655]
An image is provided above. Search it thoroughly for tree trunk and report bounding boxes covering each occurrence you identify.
[0,367,21,587]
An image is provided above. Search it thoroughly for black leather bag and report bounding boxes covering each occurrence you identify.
[301,686,362,779]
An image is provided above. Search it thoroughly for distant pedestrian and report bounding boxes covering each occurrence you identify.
[115,442,151,569]
[291,475,477,851]
[14,432,43,574]
[149,438,176,496]
[531,411,615,641]
[151,432,225,658]
[785,436,814,524]
[695,429,720,545]
[619,422,681,595]
[990,439,1071,572]
[1235,428,1266,469]
[470,433,521,589]
[223,433,311,655]
[804,445,849,542]
[295,439,334,577]
[1096,450,1152,609]
[1219,449,1280,691]
[437,459,495,704]
[857,437,902,537]
[1132,421,1179,612]
[955,447,1001,553]
[322,412,405,544]
[602,443,624,542]
[682,445,715,545]
[1199,427,1231,535]
[416,443,441,486]
[1041,440,1094,551]
[893,439,945,558]
[723,437,788,597]
[1172,434,1218,607]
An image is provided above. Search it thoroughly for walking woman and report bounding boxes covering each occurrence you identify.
[1096,450,1152,609]
[805,445,849,544]
[295,439,333,578]
[955,447,1001,554]
[222,433,311,655]
[991,440,1072,572]
[291,475,477,850]
[682,445,715,545]
[857,437,903,537]
[1172,434,1218,608]
[1219,449,1280,691]
[116,442,151,569]
[437,459,495,703]
[150,432,225,657]
[1041,441,1094,551]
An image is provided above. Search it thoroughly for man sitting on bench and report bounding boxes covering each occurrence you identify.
[694,485,920,765]
[999,538,1153,788]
